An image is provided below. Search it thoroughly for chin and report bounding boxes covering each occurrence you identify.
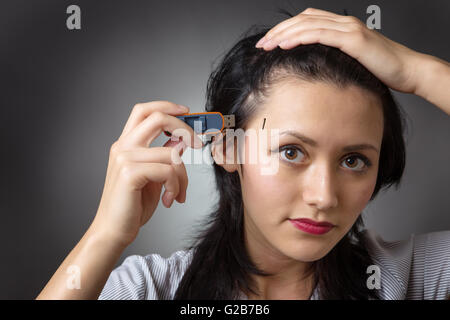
[290,251,330,263]
[283,241,334,262]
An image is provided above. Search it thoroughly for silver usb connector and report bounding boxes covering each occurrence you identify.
[223,114,235,128]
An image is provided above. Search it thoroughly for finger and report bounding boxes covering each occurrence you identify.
[277,28,352,52]
[122,110,204,150]
[119,162,181,208]
[120,101,189,138]
[300,7,343,19]
[116,145,188,203]
[163,137,186,152]
[262,16,300,41]
[301,8,362,26]
[262,18,353,50]
[260,14,339,43]
[163,140,188,202]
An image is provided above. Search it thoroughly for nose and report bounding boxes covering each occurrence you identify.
[302,161,338,211]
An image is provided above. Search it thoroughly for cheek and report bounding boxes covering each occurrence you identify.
[343,178,377,218]
[241,164,293,212]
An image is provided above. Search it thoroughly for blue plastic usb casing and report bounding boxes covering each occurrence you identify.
[164,112,235,136]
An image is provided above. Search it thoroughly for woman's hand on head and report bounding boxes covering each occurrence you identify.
[90,101,203,248]
[255,7,424,94]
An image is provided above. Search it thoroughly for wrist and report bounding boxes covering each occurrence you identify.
[86,220,131,252]
[412,53,448,100]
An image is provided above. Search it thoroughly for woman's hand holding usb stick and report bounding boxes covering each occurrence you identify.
[37,101,203,299]
[91,101,204,248]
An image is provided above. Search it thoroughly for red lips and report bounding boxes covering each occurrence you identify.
[288,218,335,235]
[291,218,335,227]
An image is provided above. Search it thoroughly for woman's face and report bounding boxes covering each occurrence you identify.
[225,79,384,264]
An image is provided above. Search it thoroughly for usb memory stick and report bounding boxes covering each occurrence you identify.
[164,112,235,137]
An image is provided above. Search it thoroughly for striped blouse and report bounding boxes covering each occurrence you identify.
[98,228,450,300]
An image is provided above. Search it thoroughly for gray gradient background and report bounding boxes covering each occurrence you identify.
[1,0,449,299]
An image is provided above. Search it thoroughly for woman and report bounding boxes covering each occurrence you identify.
[37,8,450,300]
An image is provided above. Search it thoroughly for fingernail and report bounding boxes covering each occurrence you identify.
[263,39,274,49]
[256,37,266,47]
[166,192,174,207]
[178,104,189,111]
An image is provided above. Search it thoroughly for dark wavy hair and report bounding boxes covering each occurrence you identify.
[174,15,408,300]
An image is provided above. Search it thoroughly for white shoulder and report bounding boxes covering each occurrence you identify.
[361,228,415,299]
[408,229,450,299]
[98,248,194,300]
[362,228,450,299]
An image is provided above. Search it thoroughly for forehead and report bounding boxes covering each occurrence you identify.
[248,80,384,145]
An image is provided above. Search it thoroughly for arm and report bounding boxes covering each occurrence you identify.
[36,224,127,299]
[37,101,201,299]
[413,53,450,115]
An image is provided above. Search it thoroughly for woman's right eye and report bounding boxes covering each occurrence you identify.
[279,146,305,164]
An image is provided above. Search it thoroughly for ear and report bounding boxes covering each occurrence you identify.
[210,134,239,173]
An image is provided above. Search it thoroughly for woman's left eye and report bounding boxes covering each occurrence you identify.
[341,155,370,171]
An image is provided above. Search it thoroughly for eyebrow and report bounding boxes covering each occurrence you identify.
[278,130,379,153]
